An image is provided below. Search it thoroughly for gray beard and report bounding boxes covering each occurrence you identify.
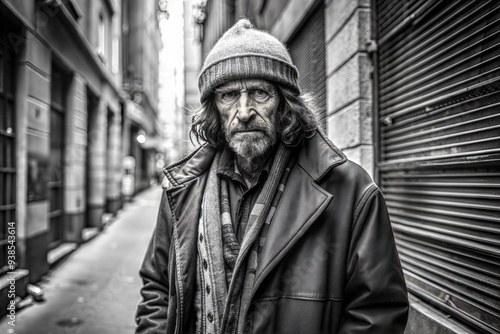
[228,132,274,158]
[226,132,277,176]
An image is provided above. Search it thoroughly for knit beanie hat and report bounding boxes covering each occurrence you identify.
[198,19,300,103]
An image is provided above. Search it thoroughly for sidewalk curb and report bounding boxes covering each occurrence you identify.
[47,243,79,269]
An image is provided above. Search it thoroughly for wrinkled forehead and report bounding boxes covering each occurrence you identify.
[216,79,276,92]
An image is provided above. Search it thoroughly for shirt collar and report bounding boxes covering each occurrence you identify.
[217,145,272,184]
[217,145,237,178]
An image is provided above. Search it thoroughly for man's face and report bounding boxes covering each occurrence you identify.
[214,79,280,160]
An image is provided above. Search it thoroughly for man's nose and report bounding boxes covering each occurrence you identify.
[236,93,255,123]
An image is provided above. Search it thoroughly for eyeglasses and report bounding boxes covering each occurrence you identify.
[214,88,276,105]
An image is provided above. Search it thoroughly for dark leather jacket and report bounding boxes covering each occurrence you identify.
[136,131,409,334]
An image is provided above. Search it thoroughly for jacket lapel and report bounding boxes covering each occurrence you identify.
[252,130,346,295]
[253,165,333,293]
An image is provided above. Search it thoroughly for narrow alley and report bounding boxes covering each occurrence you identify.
[0,187,163,334]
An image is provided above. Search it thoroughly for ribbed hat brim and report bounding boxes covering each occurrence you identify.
[199,55,300,102]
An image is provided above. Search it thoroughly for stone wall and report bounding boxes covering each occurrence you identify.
[325,0,374,177]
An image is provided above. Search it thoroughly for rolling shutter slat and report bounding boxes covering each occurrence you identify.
[287,4,327,131]
[376,0,500,332]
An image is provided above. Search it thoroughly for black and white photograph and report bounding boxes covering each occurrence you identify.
[0,0,499,333]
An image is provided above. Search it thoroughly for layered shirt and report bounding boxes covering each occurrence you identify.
[216,146,272,243]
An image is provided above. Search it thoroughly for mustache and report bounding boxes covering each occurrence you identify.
[229,122,271,135]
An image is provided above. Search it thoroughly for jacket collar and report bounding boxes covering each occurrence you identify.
[162,144,217,190]
[296,130,347,182]
[162,130,347,188]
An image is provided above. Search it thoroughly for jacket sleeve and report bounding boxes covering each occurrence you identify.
[136,191,173,334]
[339,185,409,334]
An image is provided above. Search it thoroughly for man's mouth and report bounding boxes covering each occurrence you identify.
[232,129,265,135]
[235,129,261,133]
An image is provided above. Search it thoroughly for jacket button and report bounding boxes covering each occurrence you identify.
[207,312,213,323]
[199,233,203,242]
[206,285,210,294]
[203,259,208,269]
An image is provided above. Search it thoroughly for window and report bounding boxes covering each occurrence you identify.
[97,11,107,60]
[111,34,119,74]
[61,0,83,21]
[48,66,66,248]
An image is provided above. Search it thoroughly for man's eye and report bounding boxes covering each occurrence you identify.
[220,91,238,101]
[251,89,269,100]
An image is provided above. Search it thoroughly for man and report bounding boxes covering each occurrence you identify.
[136,19,408,334]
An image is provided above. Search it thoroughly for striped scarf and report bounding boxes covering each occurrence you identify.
[196,144,293,334]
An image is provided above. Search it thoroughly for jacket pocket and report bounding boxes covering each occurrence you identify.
[249,296,343,334]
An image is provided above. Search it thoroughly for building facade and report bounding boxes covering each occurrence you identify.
[0,0,160,317]
[194,0,500,333]
[122,0,162,193]
[183,0,203,154]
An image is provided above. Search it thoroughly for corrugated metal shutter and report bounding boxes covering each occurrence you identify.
[287,3,327,131]
[375,0,500,333]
